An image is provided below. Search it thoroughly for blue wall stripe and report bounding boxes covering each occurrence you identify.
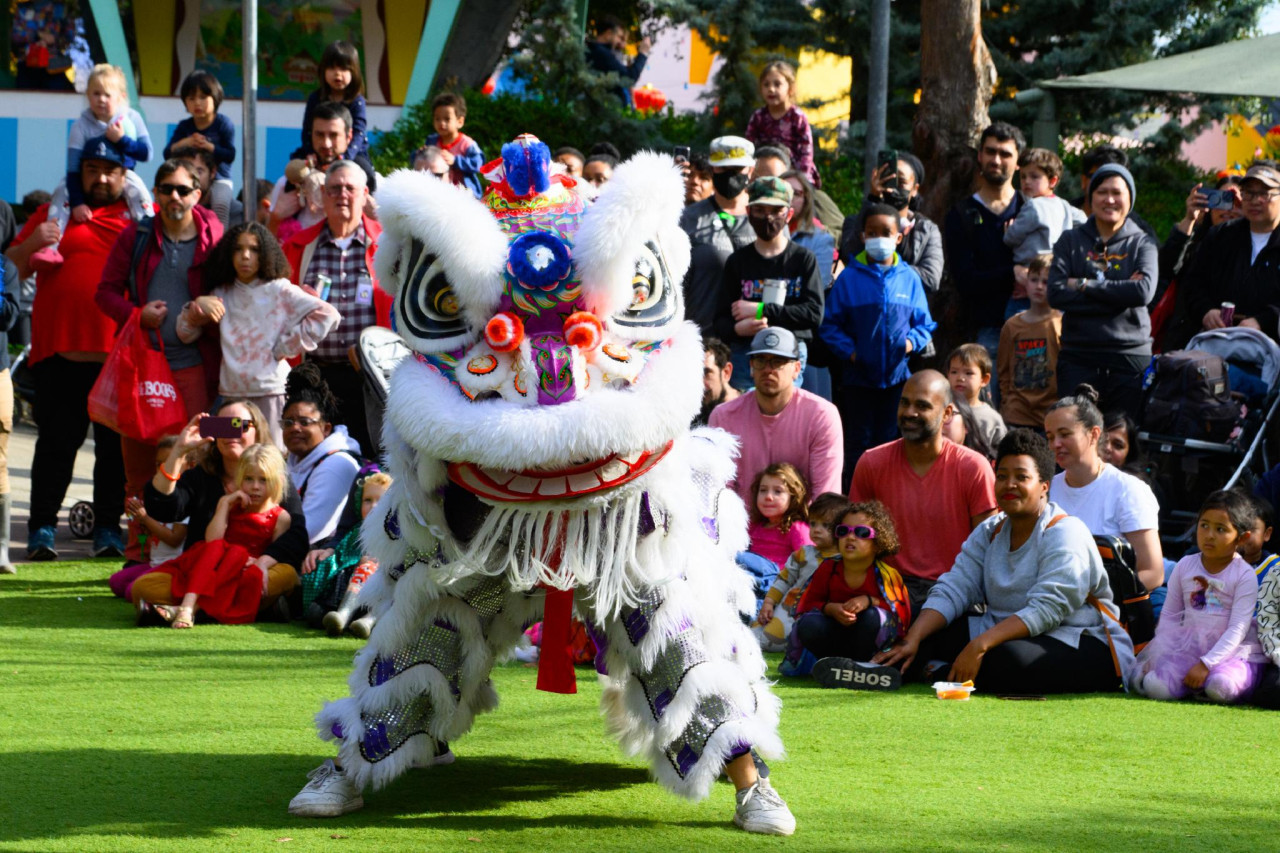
[264,127,297,189]
[0,119,16,202]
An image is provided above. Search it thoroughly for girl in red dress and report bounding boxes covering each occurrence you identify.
[154,444,291,629]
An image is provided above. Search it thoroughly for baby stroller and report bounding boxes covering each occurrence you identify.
[1138,327,1280,550]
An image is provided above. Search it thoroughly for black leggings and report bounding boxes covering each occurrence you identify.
[919,619,1122,694]
[1252,664,1280,710]
[795,611,883,661]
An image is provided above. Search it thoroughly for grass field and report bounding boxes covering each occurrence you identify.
[1,561,1277,853]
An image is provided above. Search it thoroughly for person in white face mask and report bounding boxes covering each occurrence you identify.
[820,202,937,483]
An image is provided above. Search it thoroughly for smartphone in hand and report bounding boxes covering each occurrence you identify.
[198,416,247,439]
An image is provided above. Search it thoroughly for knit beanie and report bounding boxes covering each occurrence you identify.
[1087,163,1135,208]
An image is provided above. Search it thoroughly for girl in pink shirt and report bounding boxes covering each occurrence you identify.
[1131,490,1267,703]
[746,462,812,574]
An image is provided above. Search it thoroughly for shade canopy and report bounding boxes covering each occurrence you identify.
[1040,33,1280,99]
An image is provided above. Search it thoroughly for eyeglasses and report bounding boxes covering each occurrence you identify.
[834,524,876,540]
[750,356,794,371]
[1240,188,1280,202]
[157,183,196,198]
[324,184,361,197]
[280,416,322,429]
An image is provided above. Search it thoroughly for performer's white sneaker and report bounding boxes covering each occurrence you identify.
[733,778,796,836]
[288,759,364,817]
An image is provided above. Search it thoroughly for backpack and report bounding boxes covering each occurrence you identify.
[1090,534,1154,652]
[1142,349,1239,441]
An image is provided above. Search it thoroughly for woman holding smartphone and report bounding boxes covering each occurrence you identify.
[134,399,310,622]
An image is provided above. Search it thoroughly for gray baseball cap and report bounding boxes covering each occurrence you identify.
[747,327,799,360]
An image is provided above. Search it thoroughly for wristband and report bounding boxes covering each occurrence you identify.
[159,464,181,482]
[755,302,765,320]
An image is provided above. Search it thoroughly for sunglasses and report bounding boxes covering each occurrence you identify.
[157,183,197,198]
[835,524,876,540]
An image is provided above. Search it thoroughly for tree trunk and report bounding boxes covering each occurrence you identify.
[912,0,997,224]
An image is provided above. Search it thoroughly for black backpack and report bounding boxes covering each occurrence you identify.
[1091,534,1155,651]
[1142,350,1239,441]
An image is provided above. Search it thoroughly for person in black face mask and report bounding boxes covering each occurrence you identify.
[838,153,943,295]
[714,176,824,392]
[678,136,758,338]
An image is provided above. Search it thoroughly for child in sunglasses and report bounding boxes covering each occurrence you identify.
[754,491,847,653]
[794,500,912,689]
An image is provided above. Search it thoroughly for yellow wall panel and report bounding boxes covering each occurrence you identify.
[386,1,428,105]
[133,0,177,96]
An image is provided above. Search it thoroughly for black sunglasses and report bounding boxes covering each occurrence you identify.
[835,524,876,541]
[157,183,197,198]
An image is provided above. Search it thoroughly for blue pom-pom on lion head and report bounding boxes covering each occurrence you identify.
[501,136,552,198]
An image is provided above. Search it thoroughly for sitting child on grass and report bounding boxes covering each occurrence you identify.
[753,491,846,653]
[791,500,912,689]
[140,445,291,630]
[302,471,391,639]
[1130,490,1267,703]
[738,463,811,602]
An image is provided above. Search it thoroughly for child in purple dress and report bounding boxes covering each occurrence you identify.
[1130,490,1267,703]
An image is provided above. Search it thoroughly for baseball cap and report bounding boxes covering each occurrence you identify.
[1242,163,1280,190]
[747,176,793,208]
[709,136,755,169]
[747,327,799,360]
[80,135,132,169]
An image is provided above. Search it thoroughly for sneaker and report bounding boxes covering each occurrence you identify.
[777,649,817,678]
[26,526,58,561]
[91,527,125,558]
[29,245,64,272]
[812,657,901,691]
[348,615,375,639]
[733,778,796,836]
[288,759,364,817]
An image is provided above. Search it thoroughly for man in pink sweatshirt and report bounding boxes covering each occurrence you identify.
[709,327,843,507]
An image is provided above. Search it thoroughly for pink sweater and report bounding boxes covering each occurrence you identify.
[709,389,843,508]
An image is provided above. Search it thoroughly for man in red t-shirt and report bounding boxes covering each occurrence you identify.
[5,144,134,560]
[850,370,997,614]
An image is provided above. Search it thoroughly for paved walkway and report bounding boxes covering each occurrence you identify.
[10,419,101,563]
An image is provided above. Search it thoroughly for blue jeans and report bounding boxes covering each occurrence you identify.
[735,552,780,601]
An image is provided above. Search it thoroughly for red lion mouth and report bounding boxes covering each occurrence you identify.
[446,441,673,502]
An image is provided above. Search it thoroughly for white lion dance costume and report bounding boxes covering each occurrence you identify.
[290,136,794,834]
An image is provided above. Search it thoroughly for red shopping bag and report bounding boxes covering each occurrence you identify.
[88,310,188,442]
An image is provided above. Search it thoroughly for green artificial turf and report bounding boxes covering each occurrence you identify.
[1,562,1277,852]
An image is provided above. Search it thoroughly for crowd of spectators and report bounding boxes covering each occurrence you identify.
[2,38,1280,708]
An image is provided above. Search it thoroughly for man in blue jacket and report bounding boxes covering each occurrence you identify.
[821,202,936,484]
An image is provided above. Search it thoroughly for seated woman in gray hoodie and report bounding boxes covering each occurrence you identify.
[875,429,1134,694]
[1048,163,1158,413]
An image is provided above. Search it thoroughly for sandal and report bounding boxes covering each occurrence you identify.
[171,605,195,630]
[153,604,178,624]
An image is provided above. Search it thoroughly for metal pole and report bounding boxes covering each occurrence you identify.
[241,0,258,223]
[865,0,890,188]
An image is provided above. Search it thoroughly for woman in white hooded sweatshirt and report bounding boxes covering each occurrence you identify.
[282,363,361,548]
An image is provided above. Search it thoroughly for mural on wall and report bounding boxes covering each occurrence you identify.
[10,0,92,91]
[195,0,365,101]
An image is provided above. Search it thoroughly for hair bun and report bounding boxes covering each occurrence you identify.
[1072,383,1100,405]
[285,361,325,397]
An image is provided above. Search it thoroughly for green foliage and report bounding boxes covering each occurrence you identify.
[371,90,701,176]
[4,560,1280,852]
[984,0,1269,157]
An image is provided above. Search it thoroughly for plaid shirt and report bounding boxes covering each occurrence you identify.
[303,223,374,361]
[745,105,820,188]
